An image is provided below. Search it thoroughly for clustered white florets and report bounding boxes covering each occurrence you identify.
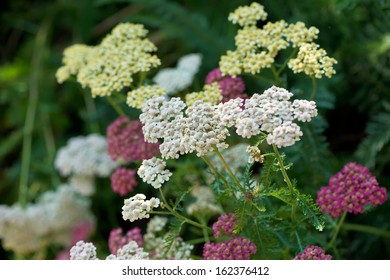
[246,145,264,164]
[144,216,193,260]
[54,134,118,195]
[153,53,202,95]
[106,241,149,260]
[140,97,229,159]
[137,157,172,189]
[218,86,318,148]
[0,185,95,255]
[70,240,98,260]
[70,240,149,260]
[141,86,317,152]
[122,194,160,222]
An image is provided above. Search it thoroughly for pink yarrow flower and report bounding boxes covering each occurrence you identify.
[205,68,248,103]
[109,227,143,255]
[293,245,332,260]
[203,237,256,260]
[107,117,160,164]
[110,167,138,196]
[316,162,387,218]
[212,213,237,238]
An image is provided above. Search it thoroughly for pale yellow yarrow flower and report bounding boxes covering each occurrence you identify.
[185,82,222,107]
[56,23,161,97]
[127,85,167,109]
[228,2,267,27]
[288,42,337,78]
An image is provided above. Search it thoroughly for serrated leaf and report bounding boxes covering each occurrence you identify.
[295,193,325,231]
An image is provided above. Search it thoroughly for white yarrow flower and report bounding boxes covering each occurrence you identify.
[70,240,98,260]
[122,194,160,222]
[137,157,172,189]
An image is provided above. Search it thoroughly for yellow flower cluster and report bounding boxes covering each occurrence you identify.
[185,83,222,107]
[56,23,160,97]
[228,2,267,27]
[220,2,336,79]
[288,43,337,78]
[56,44,93,84]
[126,85,167,109]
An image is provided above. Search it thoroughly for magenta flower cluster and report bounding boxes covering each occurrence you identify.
[203,213,256,260]
[293,245,332,260]
[107,116,160,164]
[316,162,387,218]
[110,167,138,196]
[205,68,248,103]
[108,227,143,255]
[203,237,256,260]
[212,212,237,238]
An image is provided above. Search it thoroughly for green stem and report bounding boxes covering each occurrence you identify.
[19,19,50,208]
[272,144,296,224]
[271,65,280,86]
[201,156,228,185]
[158,189,212,232]
[244,73,275,85]
[295,230,303,253]
[107,95,126,116]
[328,211,347,247]
[213,146,245,193]
[277,48,298,76]
[309,76,317,100]
[83,93,100,133]
[342,223,390,238]
[186,237,216,245]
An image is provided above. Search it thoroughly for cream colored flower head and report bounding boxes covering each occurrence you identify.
[228,2,267,27]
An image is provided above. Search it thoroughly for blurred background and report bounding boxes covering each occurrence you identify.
[0,0,389,259]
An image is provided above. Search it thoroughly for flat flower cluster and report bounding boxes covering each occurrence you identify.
[317,162,388,218]
[54,134,117,195]
[137,157,172,189]
[219,2,336,78]
[293,245,332,260]
[110,167,138,196]
[217,86,318,148]
[107,116,160,164]
[205,68,248,102]
[108,227,143,254]
[56,23,160,97]
[203,213,256,260]
[122,194,160,222]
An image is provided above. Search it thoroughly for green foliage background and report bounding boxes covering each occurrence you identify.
[0,0,389,259]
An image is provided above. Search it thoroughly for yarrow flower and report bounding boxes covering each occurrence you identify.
[137,157,172,189]
[107,117,160,164]
[217,86,318,148]
[140,97,229,159]
[187,186,222,217]
[106,241,149,260]
[228,2,267,27]
[0,185,95,255]
[316,162,387,218]
[55,134,117,178]
[110,167,138,196]
[57,23,160,97]
[293,245,332,260]
[54,134,117,195]
[153,53,202,95]
[127,85,167,109]
[288,42,337,78]
[143,216,193,260]
[70,240,149,260]
[219,2,335,79]
[212,213,237,238]
[203,237,256,260]
[122,194,160,222]
[185,82,222,107]
[109,227,143,254]
[70,241,98,260]
[246,145,264,164]
[205,68,248,102]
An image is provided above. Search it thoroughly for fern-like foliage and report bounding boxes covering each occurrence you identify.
[355,104,390,169]
[163,218,185,257]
